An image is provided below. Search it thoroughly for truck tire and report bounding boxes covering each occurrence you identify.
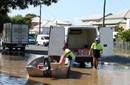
[21,47,25,51]
[2,43,5,50]
[9,47,12,50]
[2,44,5,54]
[2,46,5,50]
[43,42,45,46]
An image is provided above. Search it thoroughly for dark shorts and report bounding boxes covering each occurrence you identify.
[93,49,101,58]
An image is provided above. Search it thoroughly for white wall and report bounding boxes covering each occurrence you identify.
[126,19,130,29]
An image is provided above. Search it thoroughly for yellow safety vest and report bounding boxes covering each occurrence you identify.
[64,49,75,60]
[91,42,103,50]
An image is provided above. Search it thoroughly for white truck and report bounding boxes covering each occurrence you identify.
[2,23,29,51]
[48,26,113,67]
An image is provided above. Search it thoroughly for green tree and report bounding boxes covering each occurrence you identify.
[0,0,58,12]
[10,14,36,28]
[24,14,37,28]
[120,29,130,41]
[0,0,58,32]
[11,15,25,24]
[115,23,124,40]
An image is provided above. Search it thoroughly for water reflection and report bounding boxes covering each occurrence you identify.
[0,73,27,85]
[98,63,130,85]
[0,73,50,85]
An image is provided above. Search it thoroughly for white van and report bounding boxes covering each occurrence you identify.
[36,34,49,46]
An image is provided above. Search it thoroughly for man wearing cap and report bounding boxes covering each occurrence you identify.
[63,48,75,66]
[89,38,103,69]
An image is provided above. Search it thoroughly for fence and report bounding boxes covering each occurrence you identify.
[114,40,130,56]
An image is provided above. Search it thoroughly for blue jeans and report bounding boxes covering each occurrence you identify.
[70,59,75,66]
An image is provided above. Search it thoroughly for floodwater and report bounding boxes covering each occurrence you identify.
[0,54,130,85]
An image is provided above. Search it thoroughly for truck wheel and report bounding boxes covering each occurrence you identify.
[2,46,5,50]
[21,47,25,51]
[9,47,12,51]
[2,45,5,54]
[43,42,45,46]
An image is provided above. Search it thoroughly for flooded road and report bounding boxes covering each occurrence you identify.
[0,53,130,85]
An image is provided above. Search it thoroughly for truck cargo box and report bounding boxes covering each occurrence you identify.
[67,26,97,54]
[2,23,28,50]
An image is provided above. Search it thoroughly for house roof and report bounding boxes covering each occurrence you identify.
[106,9,130,19]
[32,17,40,22]
[82,9,130,22]
[94,19,126,25]
[30,18,72,32]
[33,18,72,28]
[82,14,103,21]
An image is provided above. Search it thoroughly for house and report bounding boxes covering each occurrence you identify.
[30,17,72,34]
[82,9,130,30]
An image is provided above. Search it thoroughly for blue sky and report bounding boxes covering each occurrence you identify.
[8,0,130,21]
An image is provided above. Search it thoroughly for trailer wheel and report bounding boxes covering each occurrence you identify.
[43,42,45,46]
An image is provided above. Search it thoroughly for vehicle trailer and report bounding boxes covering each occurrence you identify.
[2,23,28,51]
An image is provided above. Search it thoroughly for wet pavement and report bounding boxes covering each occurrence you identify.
[0,46,130,85]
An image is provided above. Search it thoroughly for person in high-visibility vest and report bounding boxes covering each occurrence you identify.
[89,37,103,69]
[64,48,75,66]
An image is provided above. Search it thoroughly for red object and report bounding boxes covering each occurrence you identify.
[37,63,44,70]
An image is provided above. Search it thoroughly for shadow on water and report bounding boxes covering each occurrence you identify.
[25,79,50,85]
[68,70,91,78]
[51,69,91,80]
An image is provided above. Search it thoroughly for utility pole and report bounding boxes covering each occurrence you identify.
[102,0,106,27]
[39,3,42,34]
